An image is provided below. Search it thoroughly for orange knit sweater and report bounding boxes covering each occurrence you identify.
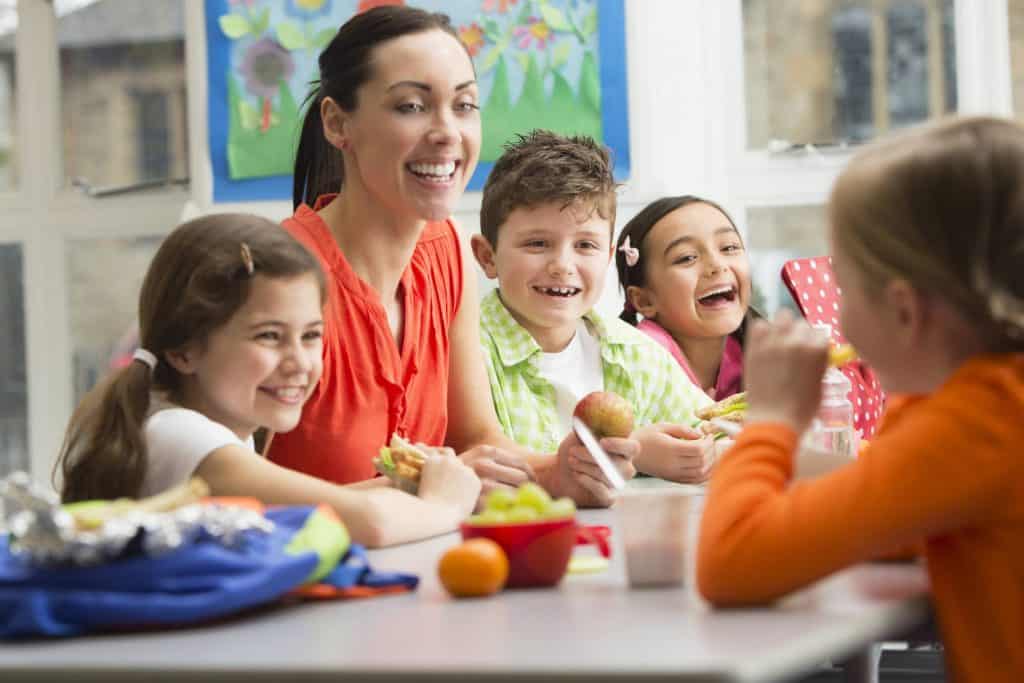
[698,354,1024,683]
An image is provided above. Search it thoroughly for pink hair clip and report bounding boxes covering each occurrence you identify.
[618,236,639,267]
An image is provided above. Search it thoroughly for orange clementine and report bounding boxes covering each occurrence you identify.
[437,538,509,598]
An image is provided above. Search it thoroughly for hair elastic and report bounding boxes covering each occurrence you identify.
[132,348,158,370]
[618,236,639,267]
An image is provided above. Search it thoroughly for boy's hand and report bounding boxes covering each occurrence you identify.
[553,431,638,508]
[632,423,716,483]
[419,452,482,519]
[458,445,535,509]
[744,310,829,434]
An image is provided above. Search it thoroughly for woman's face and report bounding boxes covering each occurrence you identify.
[632,202,751,340]
[333,29,481,222]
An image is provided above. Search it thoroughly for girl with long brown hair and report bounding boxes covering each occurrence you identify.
[56,213,480,547]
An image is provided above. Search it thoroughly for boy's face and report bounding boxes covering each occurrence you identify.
[473,201,613,352]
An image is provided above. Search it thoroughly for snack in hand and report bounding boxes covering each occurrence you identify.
[373,434,431,494]
[696,392,748,436]
[573,391,635,439]
[828,343,858,367]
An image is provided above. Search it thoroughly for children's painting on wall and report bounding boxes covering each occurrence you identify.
[205,0,629,202]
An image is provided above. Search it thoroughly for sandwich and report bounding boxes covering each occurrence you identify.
[695,392,748,437]
[374,434,430,494]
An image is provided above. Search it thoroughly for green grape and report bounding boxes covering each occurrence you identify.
[515,482,551,512]
[543,497,576,520]
[471,510,507,525]
[484,488,517,512]
[505,505,540,523]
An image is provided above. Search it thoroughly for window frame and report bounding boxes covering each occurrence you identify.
[711,0,1015,266]
[4,0,190,484]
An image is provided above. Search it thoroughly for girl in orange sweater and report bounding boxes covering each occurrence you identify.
[697,115,1024,683]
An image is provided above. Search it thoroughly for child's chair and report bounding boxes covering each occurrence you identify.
[781,256,886,440]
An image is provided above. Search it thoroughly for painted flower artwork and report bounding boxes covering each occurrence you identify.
[211,0,617,188]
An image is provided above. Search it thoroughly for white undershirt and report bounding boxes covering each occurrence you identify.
[535,320,604,435]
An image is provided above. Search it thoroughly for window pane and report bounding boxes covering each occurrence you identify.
[0,1,17,190]
[67,236,160,403]
[742,0,957,149]
[1011,0,1024,115]
[746,205,828,316]
[57,0,187,190]
[0,244,27,476]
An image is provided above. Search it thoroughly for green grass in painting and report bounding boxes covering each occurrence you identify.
[482,52,603,161]
[226,75,301,180]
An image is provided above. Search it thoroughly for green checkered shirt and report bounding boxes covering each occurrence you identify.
[480,289,712,453]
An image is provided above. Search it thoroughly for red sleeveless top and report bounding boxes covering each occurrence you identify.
[268,197,463,484]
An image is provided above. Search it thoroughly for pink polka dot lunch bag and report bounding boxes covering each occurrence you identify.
[781,256,886,440]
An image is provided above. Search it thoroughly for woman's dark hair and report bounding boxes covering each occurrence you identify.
[293,6,465,209]
[55,214,326,502]
[614,195,761,339]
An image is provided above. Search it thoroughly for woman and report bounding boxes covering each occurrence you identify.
[269,6,635,506]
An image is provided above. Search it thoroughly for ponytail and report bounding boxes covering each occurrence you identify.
[56,360,153,502]
[293,88,343,210]
[619,300,639,326]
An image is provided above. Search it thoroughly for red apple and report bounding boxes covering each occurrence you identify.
[573,391,635,439]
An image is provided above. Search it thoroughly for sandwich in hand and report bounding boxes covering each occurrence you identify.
[696,392,748,437]
[373,434,431,494]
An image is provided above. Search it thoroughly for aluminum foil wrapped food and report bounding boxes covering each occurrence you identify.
[0,472,274,567]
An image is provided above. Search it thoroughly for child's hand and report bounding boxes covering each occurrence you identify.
[555,431,638,508]
[418,452,482,519]
[632,423,716,483]
[744,310,829,435]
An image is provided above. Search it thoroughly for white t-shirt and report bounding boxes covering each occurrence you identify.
[535,320,604,436]
[140,396,255,497]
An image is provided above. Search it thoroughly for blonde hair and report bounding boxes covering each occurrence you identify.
[830,115,1024,350]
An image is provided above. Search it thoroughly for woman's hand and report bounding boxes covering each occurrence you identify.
[458,445,535,507]
[554,431,638,508]
[418,452,482,519]
[744,310,829,434]
[632,423,716,483]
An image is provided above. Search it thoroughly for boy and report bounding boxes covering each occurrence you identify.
[470,130,716,483]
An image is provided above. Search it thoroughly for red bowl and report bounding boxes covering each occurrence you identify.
[460,517,610,588]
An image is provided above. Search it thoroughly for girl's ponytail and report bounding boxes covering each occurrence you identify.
[619,301,639,326]
[56,360,153,502]
[293,87,343,211]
